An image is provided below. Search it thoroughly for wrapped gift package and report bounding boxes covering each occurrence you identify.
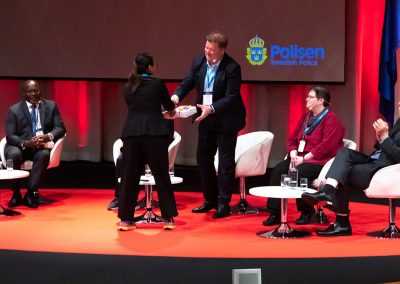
[176,105,197,118]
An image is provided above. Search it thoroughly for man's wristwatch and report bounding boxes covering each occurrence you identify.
[209,105,215,113]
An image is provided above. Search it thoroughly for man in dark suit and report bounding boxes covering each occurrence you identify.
[302,104,400,236]
[5,80,66,208]
[171,31,246,219]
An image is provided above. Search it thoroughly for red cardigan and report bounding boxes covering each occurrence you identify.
[287,110,345,165]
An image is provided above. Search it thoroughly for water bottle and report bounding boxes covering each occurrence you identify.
[145,164,152,177]
[288,160,298,188]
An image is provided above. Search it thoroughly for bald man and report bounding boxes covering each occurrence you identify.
[5,80,66,208]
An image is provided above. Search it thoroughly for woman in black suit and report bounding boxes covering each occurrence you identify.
[117,52,178,231]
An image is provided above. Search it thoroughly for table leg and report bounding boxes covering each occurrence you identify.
[133,185,163,224]
[256,198,312,238]
[0,205,21,217]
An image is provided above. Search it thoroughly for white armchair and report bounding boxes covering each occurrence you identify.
[364,164,400,239]
[0,135,66,170]
[312,138,357,188]
[113,131,181,171]
[310,138,357,224]
[214,131,274,214]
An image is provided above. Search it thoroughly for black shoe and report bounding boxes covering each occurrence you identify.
[262,213,280,226]
[213,204,231,219]
[107,198,119,210]
[295,212,314,225]
[301,190,335,206]
[317,221,352,237]
[23,191,40,208]
[192,201,217,213]
[8,191,23,208]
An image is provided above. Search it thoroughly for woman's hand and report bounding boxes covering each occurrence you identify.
[291,156,304,167]
[163,109,176,120]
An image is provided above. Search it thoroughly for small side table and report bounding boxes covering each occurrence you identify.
[0,169,30,216]
[249,186,316,239]
[133,175,183,224]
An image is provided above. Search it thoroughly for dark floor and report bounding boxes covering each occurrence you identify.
[0,161,391,206]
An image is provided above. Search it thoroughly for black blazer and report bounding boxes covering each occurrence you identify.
[377,118,400,166]
[121,77,175,139]
[174,53,246,133]
[6,99,66,146]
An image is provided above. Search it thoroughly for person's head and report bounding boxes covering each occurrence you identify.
[306,86,330,113]
[129,52,156,92]
[134,52,156,75]
[23,80,41,104]
[204,31,228,65]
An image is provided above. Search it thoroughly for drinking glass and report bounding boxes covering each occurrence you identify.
[300,178,308,189]
[280,174,288,186]
[6,159,13,171]
[283,176,291,187]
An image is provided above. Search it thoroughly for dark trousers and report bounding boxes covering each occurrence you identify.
[267,158,322,215]
[196,125,237,205]
[114,153,123,198]
[5,145,50,193]
[117,136,178,221]
[326,148,383,214]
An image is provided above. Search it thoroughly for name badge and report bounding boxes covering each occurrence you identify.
[298,139,306,153]
[203,94,213,105]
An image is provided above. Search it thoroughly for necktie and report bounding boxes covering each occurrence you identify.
[30,104,37,134]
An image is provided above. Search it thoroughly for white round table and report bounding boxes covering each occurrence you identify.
[0,169,29,216]
[250,186,316,239]
[134,175,183,224]
[0,169,29,180]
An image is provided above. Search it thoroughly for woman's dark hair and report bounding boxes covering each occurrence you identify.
[311,86,331,107]
[128,52,154,93]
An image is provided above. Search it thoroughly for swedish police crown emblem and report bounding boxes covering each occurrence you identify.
[246,35,267,65]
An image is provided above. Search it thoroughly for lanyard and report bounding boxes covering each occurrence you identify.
[205,65,217,91]
[303,108,329,136]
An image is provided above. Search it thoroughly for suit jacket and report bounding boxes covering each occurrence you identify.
[121,77,175,139]
[6,99,66,146]
[174,53,246,133]
[377,118,400,166]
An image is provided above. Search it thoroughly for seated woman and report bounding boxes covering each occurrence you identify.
[262,86,345,226]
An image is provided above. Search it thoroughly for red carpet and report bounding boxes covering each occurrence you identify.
[0,189,399,259]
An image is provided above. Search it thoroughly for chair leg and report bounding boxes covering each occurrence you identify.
[230,177,263,214]
[311,205,330,224]
[367,198,400,239]
[133,185,163,224]
[135,188,159,210]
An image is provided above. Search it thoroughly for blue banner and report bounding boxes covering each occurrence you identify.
[379,0,400,126]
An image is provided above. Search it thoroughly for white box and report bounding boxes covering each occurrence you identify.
[176,105,197,118]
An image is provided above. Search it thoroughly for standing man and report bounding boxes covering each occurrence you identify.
[5,80,66,208]
[171,31,246,219]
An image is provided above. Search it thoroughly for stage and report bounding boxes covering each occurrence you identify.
[1,188,400,283]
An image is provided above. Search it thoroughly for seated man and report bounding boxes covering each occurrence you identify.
[5,80,66,208]
[302,103,400,236]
